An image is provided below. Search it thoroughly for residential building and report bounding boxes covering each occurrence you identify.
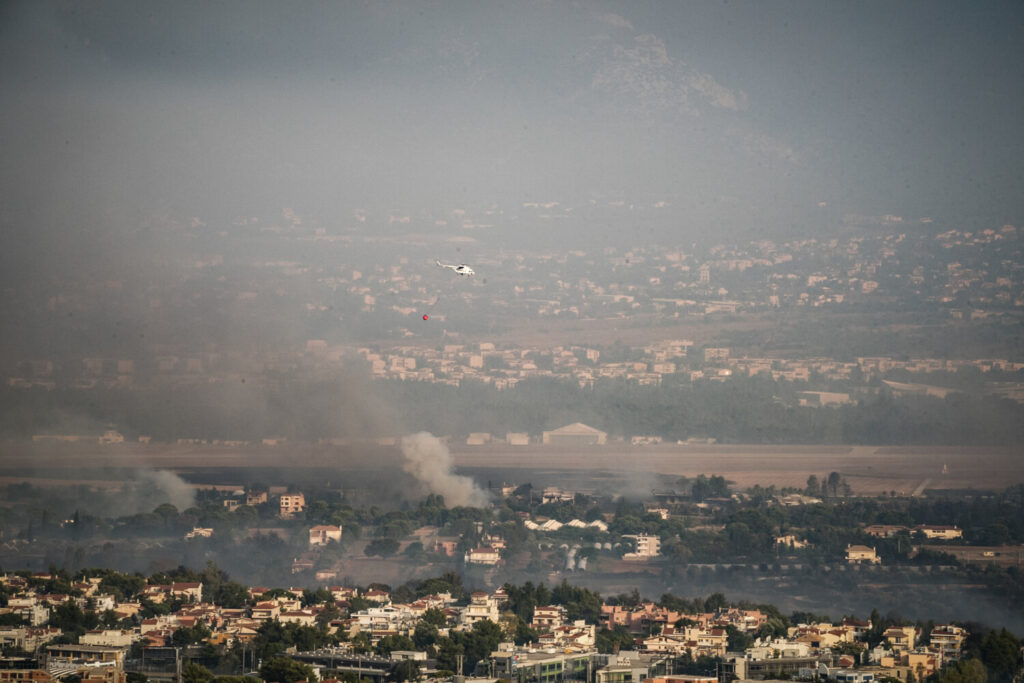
[846,545,881,564]
[914,525,963,540]
[775,535,810,549]
[884,626,917,652]
[930,625,966,660]
[532,606,567,631]
[465,547,500,565]
[623,534,661,560]
[245,490,268,506]
[184,528,213,540]
[309,525,343,546]
[280,493,306,518]
[460,592,500,627]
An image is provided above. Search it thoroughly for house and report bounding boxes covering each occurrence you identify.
[793,625,852,650]
[251,602,281,621]
[639,633,693,655]
[600,603,687,635]
[883,626,916,652]
[460,592,500,627]
[506,432,530,446]
[846,545,881,564]
[775,534,810,549]
[280,493,306,518]
[432,539,459,556]
[532,605,568,631]
[913,525,963,540]
[245,490,268,506]
[905,651,940,677]
[930,625,966,660]
[542,422,607,446]
[309,525,343,546]
[538,621,596,651]
[170,583,203,603]
[864,525,907,538]
[777,494,823,506]
[465,547,500,565]
[542,487,575,503]
[329,586,359,602]
[279,610,318,626]
[842,618,872,639]
[623,534,661,559]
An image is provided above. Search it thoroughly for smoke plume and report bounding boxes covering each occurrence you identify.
[113,469,198,517]
[400,432,491,508]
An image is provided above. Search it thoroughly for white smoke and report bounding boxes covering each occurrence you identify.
[116,469,197,515]
[400,432,491,508]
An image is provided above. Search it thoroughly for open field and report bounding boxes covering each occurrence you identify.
[454,443,1024,495]
[385,313,776,350]
[0,440,1020,496]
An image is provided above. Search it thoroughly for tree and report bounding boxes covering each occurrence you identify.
[346,597,371,613]
[301,588,332,607]
[513,618,538,646]
[258,658,317,683]
[726,625,753,652]
[827,472,842,498]
[596,626,635,654]
[413,621,439,649]
[434,636,464,675]
[182,662,214,683]
[938,658,986,683]
[153,503,180,526]
[806,475,819,497]
[50,599,98,635]
[364,538,399,557]
[979,628,1021,681]
[420,607,448,627]
[350,632,371,654]
[704,593,728,611]
[315,604,342,629]
[375,635,415,657]
[213,582,251,609]
[390,660,420,683]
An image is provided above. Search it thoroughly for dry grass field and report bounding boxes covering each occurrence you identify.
[389,313,774,350]
[1,440,1020,495]
[453,443,1023,495]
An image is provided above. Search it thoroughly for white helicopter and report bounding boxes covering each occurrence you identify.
[435,259,475,276]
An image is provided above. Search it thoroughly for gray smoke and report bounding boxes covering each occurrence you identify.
[116,469,197,516]
[400,432,490,508]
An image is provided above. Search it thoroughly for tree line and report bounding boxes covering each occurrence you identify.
[3,372,1023,445]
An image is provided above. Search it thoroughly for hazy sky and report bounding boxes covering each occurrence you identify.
[2,0,1022,278]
